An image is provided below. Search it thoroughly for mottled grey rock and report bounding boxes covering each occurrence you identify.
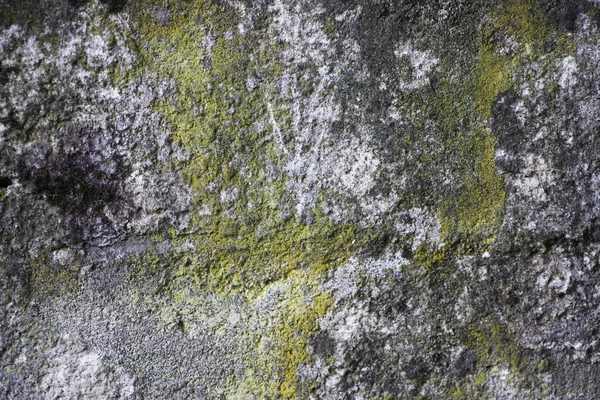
[1,0,600,398]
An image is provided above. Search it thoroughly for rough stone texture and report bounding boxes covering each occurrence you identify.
[1,0,600,398]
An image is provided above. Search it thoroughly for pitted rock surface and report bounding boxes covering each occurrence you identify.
[2,0,600,398]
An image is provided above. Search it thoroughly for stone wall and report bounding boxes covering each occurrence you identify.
[1,0,600,398]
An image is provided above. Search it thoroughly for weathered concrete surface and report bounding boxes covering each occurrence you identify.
[1,0,600,398]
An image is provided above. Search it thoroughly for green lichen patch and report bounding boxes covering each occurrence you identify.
[169,214,371,297]
[122,0,383,299]
[400,70,506,253]
[277,290,333,397]
[125,250,337,398]
[231,272,334,398]
[475,0,578,119]
[119,2,383,397]
[28,254,80,298]
[475,0,550,118]
[430,0,573,253]
[438,128,505,253]
[468,320,522,370]
[450,319,550,398]
[412,242,449,278]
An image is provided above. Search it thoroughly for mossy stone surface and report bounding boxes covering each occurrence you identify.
[1,0,600,398]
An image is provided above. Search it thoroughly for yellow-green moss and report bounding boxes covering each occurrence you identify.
[416,72,505,252]
[272,282,333,397]
[469,320,521,369]
[475,38,511,120]
[436,0,557,252]
[439,131,505,252]
[413,242,449,278]
[447,318,550,397]
[475,0,549,118]
[123,0,380,298]
[115,0,576,396]
[128,248,166,280]
[324,19,337,36]
[451,387,466,399]
[224,271,334,399]
[29,253,80,297]
[121,2,372,397]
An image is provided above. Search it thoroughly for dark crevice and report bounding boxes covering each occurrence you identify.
[99,0,129,13]
[69,0,128,13]
[0,176,13,188]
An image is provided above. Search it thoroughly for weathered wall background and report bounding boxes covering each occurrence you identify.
[1,0,600,398]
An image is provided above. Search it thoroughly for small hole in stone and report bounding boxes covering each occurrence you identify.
[0,176,12,188]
